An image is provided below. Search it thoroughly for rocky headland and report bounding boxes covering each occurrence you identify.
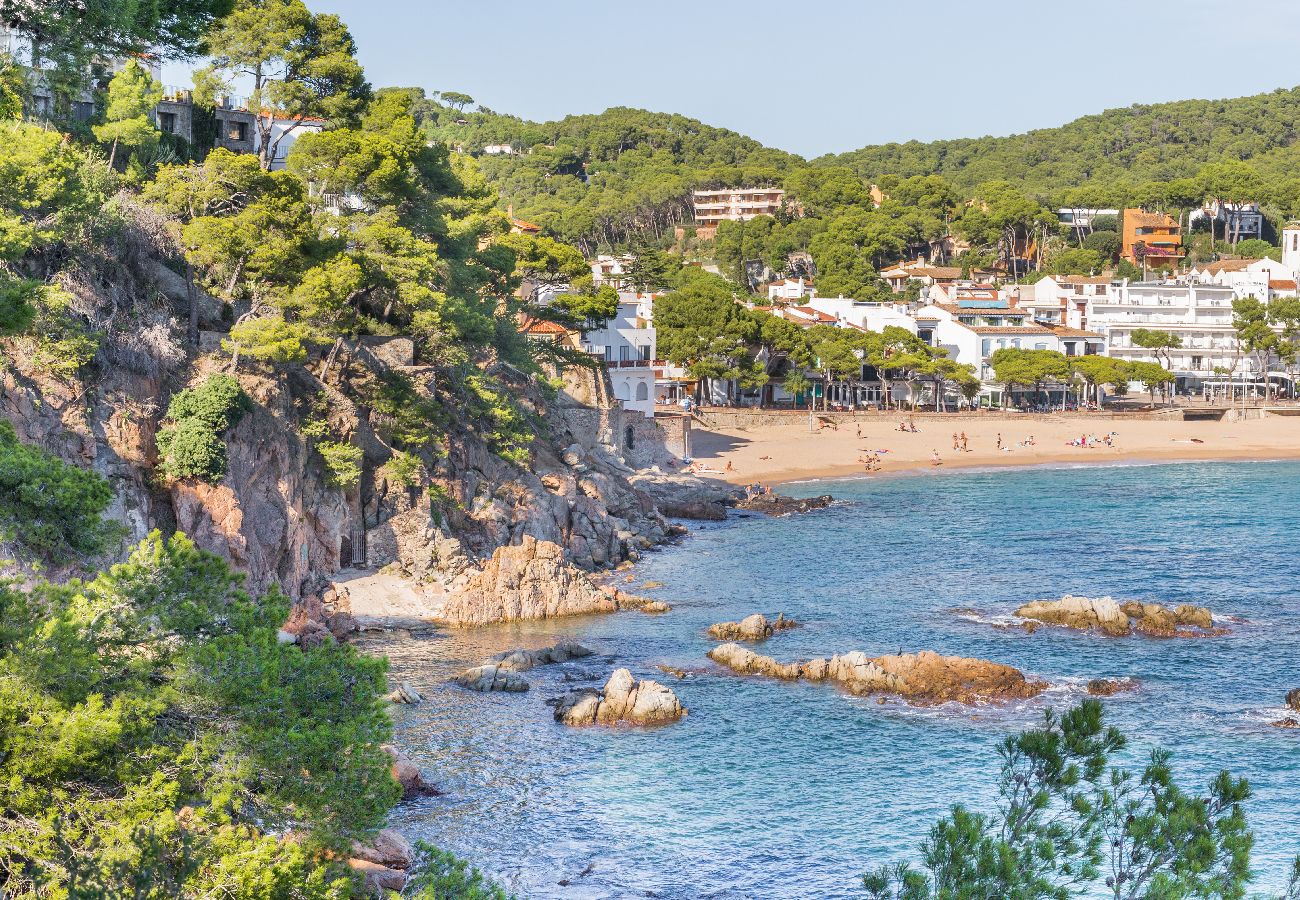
[707,612,799,641]
[706,643,1045,706]
[1014,595,1223,637]
[552,668,685,726]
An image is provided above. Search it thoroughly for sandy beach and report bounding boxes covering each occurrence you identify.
[688,413,1300,484]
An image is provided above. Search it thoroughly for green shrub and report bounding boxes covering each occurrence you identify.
[464,374,533,467]
[157,375,251,482]
[317,440,363,489]
[405,843,513,900]
[381,450,422,488]
[156,417,228,481]
[0,419,117,564]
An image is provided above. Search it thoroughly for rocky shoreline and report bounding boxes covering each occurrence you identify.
[1011,595,1225,637]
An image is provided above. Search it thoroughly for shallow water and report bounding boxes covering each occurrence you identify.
[373,460,1300,898]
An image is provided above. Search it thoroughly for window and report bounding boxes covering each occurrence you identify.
[225,120,248,142]
[635,382,649,401]
[1034,342,1048,351]
[981,339,992,356]
[158,111,178,134]
[619,345,631,362]
[1192,356,1203,370]
[639,344,651,361]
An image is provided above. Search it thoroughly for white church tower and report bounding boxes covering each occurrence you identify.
[1283,223,1300,278]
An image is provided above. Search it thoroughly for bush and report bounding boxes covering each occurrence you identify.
[381,450,422,489]
[317,440,363,489]
[1082,229,1121,261]
[157,375,251,482]
[1234,237,1281,261]
[0,419,117,564]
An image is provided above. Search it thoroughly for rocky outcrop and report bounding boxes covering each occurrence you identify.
[735,493,834,516]
[349,827,414,892]
[1015,596,1131,636]
[1015,595,1222,637]
[1087,678,1138,697]
[707,643,1045,706]
[1287,688,1300,712]
[707,612,799,641]
[453,665,529,692]
[347,857,407,894]
[436,536,653,625]
[552,668,685,726]
[630,473,736,520]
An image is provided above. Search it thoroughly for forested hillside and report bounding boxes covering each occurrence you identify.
[824,88,1300,202]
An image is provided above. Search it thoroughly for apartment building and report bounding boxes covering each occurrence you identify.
[579,295,658,418]
[691,187,785,226]
[1122,208,1182,265]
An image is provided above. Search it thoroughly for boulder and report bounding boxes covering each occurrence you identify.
[708,644,1045,706]
[351,828,413,870]
[1287,688,1300,712]
[734,493,834,516]
[453,664,529,692]
[383,745,437,799]
[707,612,799,641]
[1086,678,1137,697]
[1271,717,1300,729]
[553,668,684,726]
[385,681,423,704]
[640,600,672,614]
[347,858,407,893]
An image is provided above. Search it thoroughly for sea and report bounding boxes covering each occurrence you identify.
[371,460,1300,899]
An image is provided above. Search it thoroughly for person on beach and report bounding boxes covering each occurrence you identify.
[960,431,968,451]
[931,450,942,466]
[909,421,919,433]
[856,423,862,439]
[952,432,959,451]
[996,433,1002,450]
[725,460,733,471]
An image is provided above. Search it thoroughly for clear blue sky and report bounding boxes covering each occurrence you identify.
[166,0,1300,158]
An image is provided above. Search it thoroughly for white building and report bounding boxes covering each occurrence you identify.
[1027,276,1116,329]
[1087,279,1239,386]
[592,255,635,290]
[691,187,785,226]
[805,296,918,334]
[1189,201,1264,241]
[1057,207,1120,233]
[767,277,815,302]
[1189,257,1293,300]
[916,297,1103,404]
[580,296,657,418]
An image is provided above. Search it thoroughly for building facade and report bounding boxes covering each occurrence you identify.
[692,188,785,226]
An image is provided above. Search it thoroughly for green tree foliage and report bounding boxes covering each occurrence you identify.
[0,531,398,896]
[223,314,311,364]
[863,701,1256,900]
[1129,328,1183,369]
[0,0,233,61]
[405,844,513,899]
[92,60,163,169]
[653,270,759,403]
[202,0,370,169]
[1233,238,1280,261]
[1128,360,1175,405]
[156,375,251,481]
[1233,296,1281,388]
[1071,355,1132,401]
[317,439,363,488]
[0,420,116,564]
[1083,230,1122,261]
[989,347,1071,401]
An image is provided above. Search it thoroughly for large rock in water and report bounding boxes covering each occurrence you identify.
[438,536,638,625]
[1015,595,1131,636]
[1015,595,1221,637]
[553,668,685,726]
[489,641,592,671]
[453,664,530,692]
[707,643,1045,706]
[708,612,798,641]
[1287,688,1300,712]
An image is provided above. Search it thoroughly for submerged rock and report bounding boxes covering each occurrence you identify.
[489,641,592,672]
[453,664,530,692]
[707,643,1045,706]
[553,668,684,726]
[1015,595,1222,637]
[707,612,799,641]
[734,493,834,517]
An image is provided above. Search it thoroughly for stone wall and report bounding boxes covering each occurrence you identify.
[693,408,1186,429]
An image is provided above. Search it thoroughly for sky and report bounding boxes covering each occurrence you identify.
[165,0,1300,159]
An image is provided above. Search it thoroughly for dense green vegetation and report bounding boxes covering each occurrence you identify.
[863,700,1300,900]
[0,530,398,897]
[422,88,1300,296]
[0,421,117,565]
[156,374,252,481]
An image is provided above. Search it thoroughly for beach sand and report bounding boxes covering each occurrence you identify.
[688,413,1300,485]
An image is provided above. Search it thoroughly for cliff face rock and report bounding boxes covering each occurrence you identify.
[628,473,736,520]
[553,668,685,726]
[707,612,798,642]
[1015,596,1222,638]
[707,643,1045,706]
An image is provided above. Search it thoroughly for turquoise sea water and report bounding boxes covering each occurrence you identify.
[375,461,1300,899]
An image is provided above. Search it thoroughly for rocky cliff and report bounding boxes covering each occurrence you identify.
[0,213,675,627]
